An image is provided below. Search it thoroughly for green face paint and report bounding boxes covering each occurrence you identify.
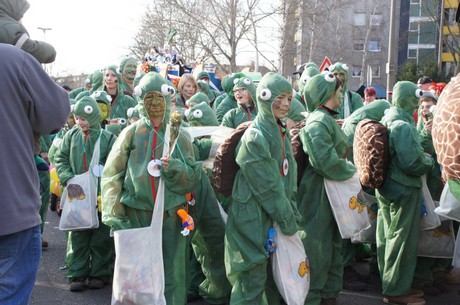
[123,59,137,81]
[98,102,109,122]
[144,92,166,120]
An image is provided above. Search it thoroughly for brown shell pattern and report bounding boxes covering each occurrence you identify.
[433,74,460,181]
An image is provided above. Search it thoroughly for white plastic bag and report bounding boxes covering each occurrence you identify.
[324,172,371,238]
[419,175,441,230]
[272,222,309,305]
[435,181,460,222]
[111,179,166,305]
[418,218,455,258]
[351,191,378,244]
[59,138,100,231]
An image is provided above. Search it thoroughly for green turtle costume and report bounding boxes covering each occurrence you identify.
[330,62,364,119]
[54,96,117,285]
[212,74,231,111]
[221,76,257,128]
[101,72,201,304]
[296,63,320,109]
[225,72,300,305]
[297,72,356,305]
[376,81,433,297]
[75,69,104,100]
[119,56,138,95]
[215,72,245,123]
[197,80,220,103]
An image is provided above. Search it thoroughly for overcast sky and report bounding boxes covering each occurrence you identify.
[23,0,149,76]
[23,0,280,77]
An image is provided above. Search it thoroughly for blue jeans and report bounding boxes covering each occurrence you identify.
[0,225,41,305]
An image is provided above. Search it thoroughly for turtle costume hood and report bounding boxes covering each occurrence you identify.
[197,71,210,81]
[233,75,257,104]
[329,62,350,90]
[255,72,292,124]
[221,72,245,98]
[186,92,210,107]
[184,101,219,126]
[134,72,176,125]
[73,96,102,130]
[298,64,320,95]
[0,0,30,21]
[302,72,339,113]
[392,81,424,114]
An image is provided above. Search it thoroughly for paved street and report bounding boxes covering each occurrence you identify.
[32,211,460,305]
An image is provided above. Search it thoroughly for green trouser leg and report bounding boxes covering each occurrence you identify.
[66,223,114,282]
[189,170,231,304]
[163,206,188,305]
[187,237,205,296]
[376,181,421,296]
[413,257,436,288]
[38,170,50,234]
[88,222,114,282]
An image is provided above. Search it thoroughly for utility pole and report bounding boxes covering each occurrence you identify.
[386,0,398,101]
[37,27,52,74]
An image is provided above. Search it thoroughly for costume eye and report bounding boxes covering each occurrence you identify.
[324,73,335,82]
[70,105,76,113]
[184,109,190,117]
[84,105,93,114]
[119,118,127,125]
[260,89,272,101]
[127,108,134,118]
[342,64,349,71]
[301,76,310,84]
[229,73,235,78]
[243,78,251,85]
[429,105,437,113]
[193,109,203,118]
[107,95,112,102]
[93,91,101,98]
[161,84,170,95]
[415,89,423,98]
[168,86,176,95]
[134,85,142,97]
[233,78,240,85]
[329,65,336,71]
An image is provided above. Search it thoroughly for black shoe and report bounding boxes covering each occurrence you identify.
[88,277,105,289]
[343,266,368,291]
[187,294,203,302]
[69,277,86,292]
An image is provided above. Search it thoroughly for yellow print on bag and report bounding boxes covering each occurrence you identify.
[349,196,366,213]
[298,258,310,279]
[432,221,453,238]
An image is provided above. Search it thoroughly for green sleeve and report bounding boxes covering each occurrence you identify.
[53,132,74,186]
[351,92,364,113]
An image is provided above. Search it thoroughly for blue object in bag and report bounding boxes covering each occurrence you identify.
[265,227,277,255]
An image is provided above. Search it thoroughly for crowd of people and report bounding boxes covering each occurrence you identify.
[1,1,460,305]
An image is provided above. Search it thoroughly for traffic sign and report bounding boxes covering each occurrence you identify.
[319,57,332,72]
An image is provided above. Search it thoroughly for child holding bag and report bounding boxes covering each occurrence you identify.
[54,96,117,292]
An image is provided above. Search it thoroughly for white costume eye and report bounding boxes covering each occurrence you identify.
[119,118,127,125]
[243,78,251,85]
[430,105,437,113]
[260,89,272,101]
[116,68,121,74]
[127,108,134,118]
[84,105,93,114]
[324,73,335,82]
[134,85,142,97]
[168,86,176,95]
[415,89,423,98]
[161,84,170,95]
[342,64,349,71]
[193,109,203,118]
[70,105,76,113]
[184,109,190,117]
[93,91,101,98]
[384,108,390,115]
[85,78,90,84]
[329,65,336,71]
[107,95,112,102]
[233,78,240,85]
[229,73,235,78]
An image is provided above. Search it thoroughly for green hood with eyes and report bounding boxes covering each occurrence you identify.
[73,96,102,130]
[255,72,292,123]
[302,72,338,112]
[185,101,218,126]
[392,81,423,114]
[186,92,210,106]
[134,72,175,125]
[298,65,320,95]
[233,76,257,104]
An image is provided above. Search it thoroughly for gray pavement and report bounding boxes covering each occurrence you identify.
[32,211,460,305]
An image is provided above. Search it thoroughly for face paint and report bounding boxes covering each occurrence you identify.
[144,92,166,120]
[182,80,196,100]
[123,59,137,82]
[333,86,343,109]
[98,102,109,122]
[272,93,292,120]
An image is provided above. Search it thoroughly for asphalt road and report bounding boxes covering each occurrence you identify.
[32,210,460,305]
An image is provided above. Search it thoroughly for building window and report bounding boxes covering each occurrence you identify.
[409,21,418,32]
[369,40,381,52]
[371,14,383,26]
[410,0,420,4]
[354,43,364,51]
[352,65,362,77]
[354,13,366,26]
[372,66,381,78]
[408,49,417,59]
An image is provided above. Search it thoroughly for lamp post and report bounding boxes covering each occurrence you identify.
[37,27,52,41]
[386,0,398,101]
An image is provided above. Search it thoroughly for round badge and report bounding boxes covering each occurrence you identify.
[52,137,62,148]
[283,158,289,176]
[92,164,104,177]
[147,159,162,177]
